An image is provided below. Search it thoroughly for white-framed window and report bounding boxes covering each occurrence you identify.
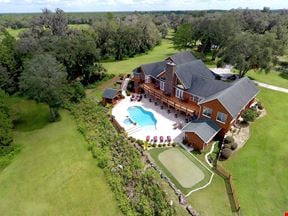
[175,88,184,99]
[160,81,165,91]
[217,112,227,123]
[203,107,212,118]
[145,75,151,83]
[190,95,200,103]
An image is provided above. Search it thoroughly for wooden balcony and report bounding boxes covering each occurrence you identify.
[143,83,199,115]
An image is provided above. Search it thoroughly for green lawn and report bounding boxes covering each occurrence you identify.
[247,69,288,89]
[149,147,212,195]
[223,88,288,215]
[0,98,121,215]
[102,38,177,75]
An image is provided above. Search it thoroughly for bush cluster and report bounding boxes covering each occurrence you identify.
[242,108,258,122]
[72,99,175,215]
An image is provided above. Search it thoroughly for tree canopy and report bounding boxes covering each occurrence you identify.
[20,53,66,121]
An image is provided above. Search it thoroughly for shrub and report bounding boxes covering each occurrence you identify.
[221,148,233,159]
[224,136,234,144]
[172,142,177,147]
[152,143,156,147]
[242,108,258,122]
[257,101,264,110]
[231,142,238,150]
[224,144,232,149]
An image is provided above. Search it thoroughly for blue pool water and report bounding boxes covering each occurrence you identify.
[127,106,157,127]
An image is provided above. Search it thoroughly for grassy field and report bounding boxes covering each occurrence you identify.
[247,69,288,89]
[158,148,205,188]
[0,98,121,215]
[149,147,212,195]
[223,88,288,215]
[68,24,91,30]
[102,37,177,75]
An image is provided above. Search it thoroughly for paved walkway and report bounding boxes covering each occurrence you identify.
[254,81,288,94]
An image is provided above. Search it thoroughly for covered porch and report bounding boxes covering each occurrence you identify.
[142,83,199,116]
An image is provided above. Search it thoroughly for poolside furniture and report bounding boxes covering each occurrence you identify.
[167,136,171,143]
[160,136,164,143]
[146,136,150,142]
[153,136,157,143]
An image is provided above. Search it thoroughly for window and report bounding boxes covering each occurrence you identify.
[190,95,200,103]
[145,75,151,83]
[175,88,183,99]
[160,81,165,91]
[203,107,212,118]
[217,112,227,123]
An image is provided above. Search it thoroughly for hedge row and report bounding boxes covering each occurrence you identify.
[72,99,175,216]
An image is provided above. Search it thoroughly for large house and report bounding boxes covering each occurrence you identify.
[132,51,259,150]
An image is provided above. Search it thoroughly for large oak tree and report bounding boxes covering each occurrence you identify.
[20,53,66,121]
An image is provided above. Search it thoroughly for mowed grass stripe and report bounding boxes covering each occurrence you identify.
[159,148,204,188]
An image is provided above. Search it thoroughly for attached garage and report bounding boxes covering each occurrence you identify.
[182,118,221,151]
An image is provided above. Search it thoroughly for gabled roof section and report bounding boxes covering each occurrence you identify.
[168,51,197,65]
[186,75,231,98]
[182,118,221,143]
[175,60,216,89]
[140,61,166,78]
[103,88,119,99]
[200,77,259,118]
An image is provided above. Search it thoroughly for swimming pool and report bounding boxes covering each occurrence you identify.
[127,106,157,127]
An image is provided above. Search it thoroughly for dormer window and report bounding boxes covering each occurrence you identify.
[175,88,184,99]
[145,75,151,83]
[203,107,212,118]
[160,80,165,91]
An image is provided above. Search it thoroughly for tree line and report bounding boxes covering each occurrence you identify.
[0,9,161,121]
[173,8,288,77]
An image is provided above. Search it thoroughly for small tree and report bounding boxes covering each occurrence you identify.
[20,53,66,122]
[242,108,258,123]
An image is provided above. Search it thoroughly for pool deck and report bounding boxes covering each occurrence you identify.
[112,95,186,143]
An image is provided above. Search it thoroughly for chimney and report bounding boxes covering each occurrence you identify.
[164,61,176,96]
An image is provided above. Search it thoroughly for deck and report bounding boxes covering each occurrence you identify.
[143,83,199,115]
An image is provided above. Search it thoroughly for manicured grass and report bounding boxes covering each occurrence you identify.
[159,148,205,188]
[187,174,233,216]
[247,69,288,89]
[149,147,212,195]
[223,88,288,215]
[102,38,177,75]
[0,98,121,215]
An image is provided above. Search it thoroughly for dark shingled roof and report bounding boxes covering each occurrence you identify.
[175,60,216,89]
[169,51,197,65]
[182,118,221,143]
[103,88,119,99]
[140,61,166,78]
[186,75,231,98]
[200,77,259,118]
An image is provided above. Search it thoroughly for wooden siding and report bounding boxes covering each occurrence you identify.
[200,99,232,136]
[185,132,205,150]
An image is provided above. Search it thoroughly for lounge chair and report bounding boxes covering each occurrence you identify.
[167,136,171,143]
[160,136,164,143]
[153,136,157,143]
[146,135,150,142]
